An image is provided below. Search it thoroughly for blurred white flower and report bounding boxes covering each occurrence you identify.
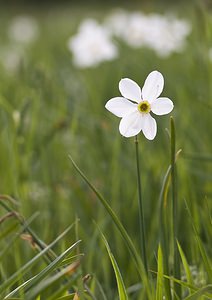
[181,265,206,286]
[145,14,191,57]
[121,12,151,48]
[105,71,173,140]
[0,46,23,73]
[104,9,129,37]
[8,16,39,44]
[105,11,150,48]
[104,10,191,57]
[29,181,50,202]
[67,19,118,68]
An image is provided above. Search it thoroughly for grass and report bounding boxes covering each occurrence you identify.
[0,1,211,299]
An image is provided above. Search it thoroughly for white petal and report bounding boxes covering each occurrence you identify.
[142,114,157,140]
[119,110,143,137]
[105,97,137,117]
[142,70,164,103]
[119,78,142,102]
[151,97,174,115]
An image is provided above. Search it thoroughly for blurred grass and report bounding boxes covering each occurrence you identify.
[0,0,211,298]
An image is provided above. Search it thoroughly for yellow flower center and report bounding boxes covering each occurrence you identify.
[137,101,151,114]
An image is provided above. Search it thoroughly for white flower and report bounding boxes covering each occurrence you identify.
[145,15,191,57]
[121,12,151,48]
[105,71,174,140]
[104,10,191,57]
[104,9,129,37]
[105,11,150,48]
[0,46,23,73]
[8,16,39,44]
[67,19,118,68]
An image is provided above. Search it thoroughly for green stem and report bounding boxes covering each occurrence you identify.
[159,165,172,300]
[170,117,181,299]
[134,135,148,273]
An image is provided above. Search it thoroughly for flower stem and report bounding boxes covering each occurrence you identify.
[134,135,148,273]
[170,117,181,299]
[159,165,172,300]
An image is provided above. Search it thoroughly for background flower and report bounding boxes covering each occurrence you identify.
[67,19,118,68]
[104,10,191,57]
[8,16,39,44]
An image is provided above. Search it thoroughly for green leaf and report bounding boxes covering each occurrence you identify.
[0,197,57,262]
[170,116,181,299]
[162,273,212,298]
[25,264,79,300]
[0,224,77,297]
[185,201,212,281]
[69,155,152,298]
[177,241,193,294]
[0,213,39,262]
[183,285,212,300]
[47,275,79,300]
[156,244,164,300]
[5,241,80,299]
[99,227,128,300]
[159,164,172,300]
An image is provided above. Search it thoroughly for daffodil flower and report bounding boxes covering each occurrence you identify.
[105,70,174,140]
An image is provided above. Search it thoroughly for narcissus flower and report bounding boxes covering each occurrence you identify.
[8,16,39,44]
[105,70,173,140]
[68,19,118,68]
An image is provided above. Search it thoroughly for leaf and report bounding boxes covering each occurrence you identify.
[100,228,128,300]
[156,244,164,300]
[5,242,81,299]
[177,241,193,295]
[0,213,39,262]
[161,273,212,299]
[159,164,172,300]
[184,201,212,281]
[1,224,78,297]
[25,262,80,300]
[183,285,212,300]
[170,116,181,299]
[69,155,152,298]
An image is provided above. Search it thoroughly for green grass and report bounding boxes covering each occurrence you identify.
[0,1,211,299]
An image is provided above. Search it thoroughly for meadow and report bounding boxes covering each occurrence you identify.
[0,1,211,299]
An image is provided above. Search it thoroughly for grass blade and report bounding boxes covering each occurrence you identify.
[0,196,57,262]
[161,273,212,299]
[99,227,129,300]
[159,164,172,300]
[185,200,212,281]
[0,224,77,296]
[183,285,212,300]
[26,263,79,300]
[156,244,164,300]
[69,155,153,298]
[5,241,81,299]
[0,213,39,261]
[170,116,181,299]
[177,241,193,295]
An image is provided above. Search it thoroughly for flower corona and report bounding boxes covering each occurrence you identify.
[137,101,151,114]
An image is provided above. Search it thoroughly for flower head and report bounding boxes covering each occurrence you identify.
[8,16,39,44]
[67,19,118,68]
[105,70,174,140]
[104,10,191,58]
